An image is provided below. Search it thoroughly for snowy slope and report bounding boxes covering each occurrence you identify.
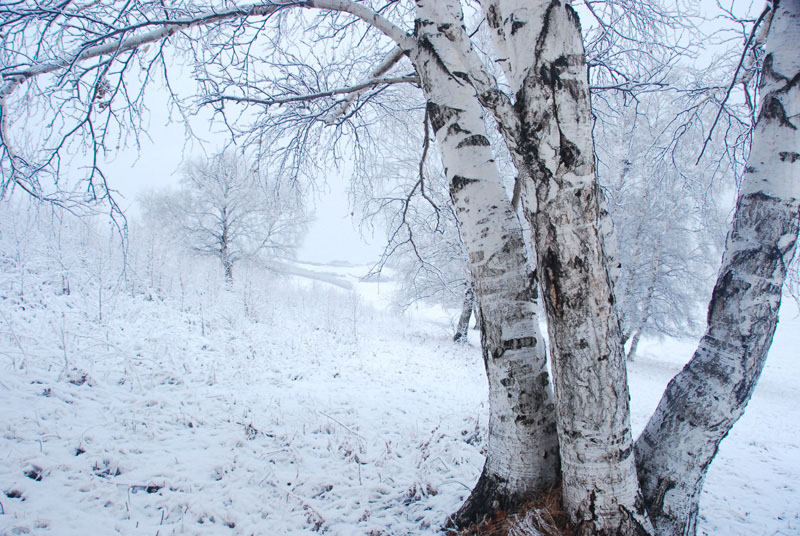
[1,265,798,535]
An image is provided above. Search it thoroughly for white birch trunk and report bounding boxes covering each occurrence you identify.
[412,2,560,525]
[478,2,649,532]
[454,283,475,343]
[635,2,800,534]
[625,328,643,362]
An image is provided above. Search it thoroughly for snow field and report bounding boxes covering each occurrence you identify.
[1,273,487,535]
[1,262,798,535]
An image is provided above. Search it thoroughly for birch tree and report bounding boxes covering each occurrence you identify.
[412,16,561,521]
[1,1,797,535]
[635,1,800,533]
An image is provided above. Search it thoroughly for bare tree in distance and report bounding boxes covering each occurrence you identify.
[595,93,728,360]
[1,1,797,534]
[145,151,307,284]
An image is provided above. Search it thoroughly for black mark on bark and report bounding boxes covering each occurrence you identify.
[511,18,526,35]
[534,0,560,59]
[447,122,469,137]
[452,71,471,84]
[564,2,582,29]
[427,102,458,133]
[759,96,797,130]
[492,337,537,359]
[559,133,580,168]
[451,175,479,194]
[542,248,564,317]
[486,5,501,29]
[456,134,491,148]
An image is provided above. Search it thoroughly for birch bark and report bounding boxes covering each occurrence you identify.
[478,1,649,532]
[635,1,800,534]
[412,2,560,525]
[454,283,475,342]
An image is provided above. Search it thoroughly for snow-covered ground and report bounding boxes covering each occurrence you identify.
[1,261,798,535]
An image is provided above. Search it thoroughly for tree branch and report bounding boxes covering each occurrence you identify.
[0,0,416,105]
[202,75,418,108]
[0,2,295,103]
[695,3,772,164]
[326,46,407,122]
[306,0,414,51]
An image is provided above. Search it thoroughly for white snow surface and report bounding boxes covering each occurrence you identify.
[1,261,798,535]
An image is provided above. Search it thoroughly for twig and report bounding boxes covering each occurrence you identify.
[318,411,366,443]
[204,75,418,108]
[327,47,406,121]
[695,4,771,164]
[439,479,472,491]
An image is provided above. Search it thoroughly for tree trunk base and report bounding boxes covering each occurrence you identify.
[448,466,548,530]
[574,507,653,536]
[448,478,570,535]
[447,468,520,529]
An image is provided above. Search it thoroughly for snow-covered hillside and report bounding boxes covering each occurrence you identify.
[1,260,798,535]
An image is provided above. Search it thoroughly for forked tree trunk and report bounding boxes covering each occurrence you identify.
[476,1,649,532]
[454,283,475,342]
[635,2,800,534]
[414,1,647,531]
[412,4,560,525]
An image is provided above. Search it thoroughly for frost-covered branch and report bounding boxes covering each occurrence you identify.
[202,75,418,108]
[695,3,773,163]
[0,0,416,208]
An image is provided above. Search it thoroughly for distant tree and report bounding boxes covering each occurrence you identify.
[358,125,475,339]
[597,95,727,360]
[153,152,307,284]
[135,189,186,298]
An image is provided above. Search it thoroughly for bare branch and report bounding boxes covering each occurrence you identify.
[0,2,294,102]
[202,74,418,108]
[695,3,772,164]
[326,46,407,122]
